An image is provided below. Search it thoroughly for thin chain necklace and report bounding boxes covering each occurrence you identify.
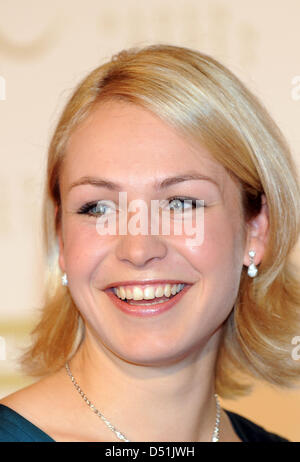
[65,362,221,442]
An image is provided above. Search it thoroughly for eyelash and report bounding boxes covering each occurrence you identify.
[77,196,206,216]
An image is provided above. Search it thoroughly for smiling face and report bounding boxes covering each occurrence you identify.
[57,100,248,365]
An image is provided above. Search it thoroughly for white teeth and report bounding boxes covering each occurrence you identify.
[125,287,133,300]
[132,287,144,300]
[113,283,186,301]
[119,287,126,300]
[171,285,177,295]
[139,299,166,306]
[155,286,164,298]
[143,286,156,300]
[164,284,171,297]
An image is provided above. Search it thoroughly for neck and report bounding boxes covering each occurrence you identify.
[67,326,223,442]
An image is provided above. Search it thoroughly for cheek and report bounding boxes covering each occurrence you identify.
[62,219,110,281]
[181,210,245,331]
[180,208,245,290]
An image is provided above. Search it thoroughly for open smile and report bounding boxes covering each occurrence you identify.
[104,284,192,317]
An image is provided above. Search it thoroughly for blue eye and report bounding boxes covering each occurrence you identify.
[77,201,113,216]
[77,197,205,217]
[167,197,205,211]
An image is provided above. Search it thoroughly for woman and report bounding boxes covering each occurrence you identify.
[0,44,299,442]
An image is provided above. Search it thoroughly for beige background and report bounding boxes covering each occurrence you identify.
[0,0,300,441]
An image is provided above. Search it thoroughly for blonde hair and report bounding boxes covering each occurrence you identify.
[21,44,300,398]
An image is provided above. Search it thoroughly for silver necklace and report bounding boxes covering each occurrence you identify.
[65,362,221,442]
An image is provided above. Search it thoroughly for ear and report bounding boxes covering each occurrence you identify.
[55,204,66,273]
[243,194,269,267]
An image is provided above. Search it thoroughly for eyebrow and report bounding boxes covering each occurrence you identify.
[68,172,220,192]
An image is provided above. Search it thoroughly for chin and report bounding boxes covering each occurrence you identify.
[101,336,201,367]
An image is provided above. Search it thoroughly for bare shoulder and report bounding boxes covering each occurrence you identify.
[0,367,77,438]
[0,368,109,442]
[0,369,65,412]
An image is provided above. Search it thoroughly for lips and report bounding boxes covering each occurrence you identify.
[104,284,192,317]
[104,280,190,290]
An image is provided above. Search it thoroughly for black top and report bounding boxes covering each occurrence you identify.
[225,410,289,442]
[0,404,289,442]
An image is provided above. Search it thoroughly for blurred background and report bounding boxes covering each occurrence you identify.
[0,0,299,441]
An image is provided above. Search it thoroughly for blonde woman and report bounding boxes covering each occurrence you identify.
[0,44,299,442]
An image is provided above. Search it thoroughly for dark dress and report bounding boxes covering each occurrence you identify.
[0,404,289,442]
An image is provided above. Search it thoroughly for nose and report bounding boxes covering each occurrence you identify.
[115,233,168,267]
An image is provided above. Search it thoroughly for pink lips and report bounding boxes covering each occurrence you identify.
[104,284,192,318]
[104,280,189,290]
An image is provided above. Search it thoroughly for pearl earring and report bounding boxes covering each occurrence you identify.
[247,250,258,278]
[62,273,68,286]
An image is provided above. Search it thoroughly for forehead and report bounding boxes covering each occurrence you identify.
[62,101,236,197]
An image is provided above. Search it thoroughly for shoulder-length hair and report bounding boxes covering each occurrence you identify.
[21,44,300,398]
